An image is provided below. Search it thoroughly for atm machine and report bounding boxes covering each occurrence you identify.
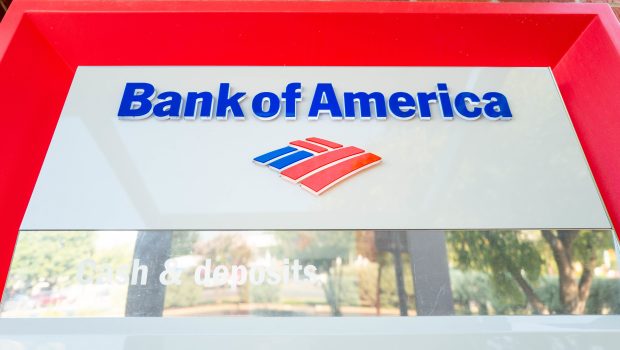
[1,2,620,349]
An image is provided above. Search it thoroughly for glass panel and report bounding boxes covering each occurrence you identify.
[1,230,619,317]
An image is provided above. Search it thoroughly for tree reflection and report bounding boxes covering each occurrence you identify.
[448,230,618,315]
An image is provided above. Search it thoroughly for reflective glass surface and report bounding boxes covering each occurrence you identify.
[2,230,619,317]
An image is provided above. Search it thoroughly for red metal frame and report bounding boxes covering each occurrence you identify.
[0,1,619,293]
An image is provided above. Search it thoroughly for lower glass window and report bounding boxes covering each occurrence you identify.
[2,230,619,317]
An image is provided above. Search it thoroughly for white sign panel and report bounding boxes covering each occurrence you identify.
[21,67,610,230]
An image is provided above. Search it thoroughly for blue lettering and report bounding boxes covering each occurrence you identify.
[343,92,387,119]
[454,92,482,120]
[437,83,454,120]
[117,82,512,122]
[118,82,155,119]
[388,92,416,120]
[308,83,342,120]
[252,92,281,120]
[281,83,302,120]
[417,92,438,120]
[483,92,512,120]
[153,91,183,118]
[216,83,246,119]
[184,91,213,119]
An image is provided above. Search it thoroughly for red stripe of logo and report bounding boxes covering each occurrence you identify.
[305,137,343,149]
[300,153,382,195]
[281,146,365,182]
[290,140,328,153]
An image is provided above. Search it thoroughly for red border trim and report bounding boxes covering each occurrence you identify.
[0,1,619,293]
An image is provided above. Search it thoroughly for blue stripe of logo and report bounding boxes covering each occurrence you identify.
[269,150,313,170]
[253,146,297,164]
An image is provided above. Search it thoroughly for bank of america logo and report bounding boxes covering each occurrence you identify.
[253,137,382,195]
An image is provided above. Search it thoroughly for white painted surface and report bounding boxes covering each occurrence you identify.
[1,317,619,350]
[20,67,610,230]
